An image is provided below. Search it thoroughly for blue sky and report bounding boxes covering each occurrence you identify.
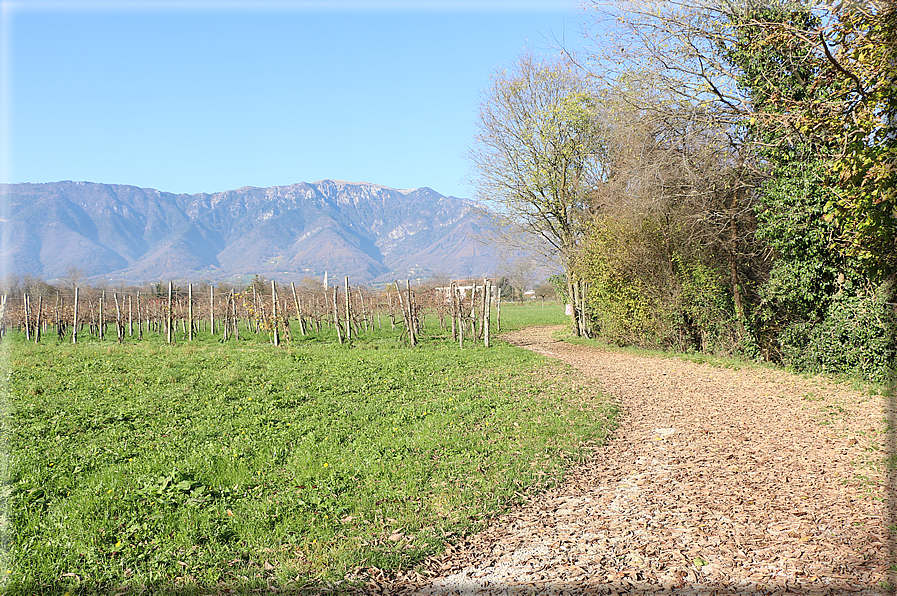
[1,0,590,199]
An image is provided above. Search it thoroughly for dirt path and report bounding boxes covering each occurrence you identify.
[372,326,893,595]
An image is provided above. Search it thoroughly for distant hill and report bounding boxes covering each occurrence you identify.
[1,179,504,285]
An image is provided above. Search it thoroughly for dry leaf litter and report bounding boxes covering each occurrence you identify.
[353,326,894,595]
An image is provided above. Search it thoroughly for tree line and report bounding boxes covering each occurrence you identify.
[470,0,895,382]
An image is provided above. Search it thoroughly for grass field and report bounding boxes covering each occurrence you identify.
[1,304,614,594]
[496,300,567,331]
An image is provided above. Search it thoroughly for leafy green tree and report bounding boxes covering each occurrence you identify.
[468,53,606,335]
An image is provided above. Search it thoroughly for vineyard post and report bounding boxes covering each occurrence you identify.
[291,282,306,336]
[22,294,30,340]
[450,282,457,340]
[34,295,42,343]
[209,286,215,336]
[388,290,395,330]
[457,286,463,348]
[0,294,6,341]
[167,281,173,344]
[251,286,259,334]
[469,286,476,339]
[394,281,406,331]
[344,277,351,341]
[113,292,123,343]
[128,295,133,336]
[233,290,241,340]
[271,280,279,346]
[55,291,62,340]
[72,287,79,344]
[333,286,343,344]
[406,279,416,346]
[188,284,194,341]
[358,287,368,332]
[483,278,491,348]
[99,290,105,341]
[495,285,501,332]
[136,291,143,340]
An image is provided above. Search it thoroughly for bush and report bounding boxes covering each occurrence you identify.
[781,290,896,383]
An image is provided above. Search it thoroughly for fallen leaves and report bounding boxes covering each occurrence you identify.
[360,326,891,595]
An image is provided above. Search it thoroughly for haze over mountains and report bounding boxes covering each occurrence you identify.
[1,179,503,285]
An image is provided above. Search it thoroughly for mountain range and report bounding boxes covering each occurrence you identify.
[1,179,503,285]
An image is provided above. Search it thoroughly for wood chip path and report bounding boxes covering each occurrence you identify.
[361,326,894,595]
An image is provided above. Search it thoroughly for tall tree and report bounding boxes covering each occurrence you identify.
[468,53,606,335]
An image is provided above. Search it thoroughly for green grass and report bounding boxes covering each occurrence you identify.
[497,300,568,331]
[1,323,615,594]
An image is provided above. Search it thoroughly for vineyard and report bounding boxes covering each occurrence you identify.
[3,287,613,594]
[1,277,508,349]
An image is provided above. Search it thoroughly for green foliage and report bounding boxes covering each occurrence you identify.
[547,274,568,303]
[755,158,851,321]
[780,290,897,383]
[578,213,739,355]
[2,326,615,593]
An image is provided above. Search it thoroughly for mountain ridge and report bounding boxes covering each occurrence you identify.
[1,179,500,285]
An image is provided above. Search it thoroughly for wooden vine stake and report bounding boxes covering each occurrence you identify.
[34,295,43,343]
[167,281,173,344]
[99,291,105,341]
[291,282,306,336]
[0,294,7,342]
[483,278,491,348]
[406,279,416,346]
[271,280,279,346]
[113,293,123,343]
[333,286,343,344]
[187,284,194,341]
[136,291,143,340]
[209,286,215,335]
[72,287,79,344]
[495,284,501,332]
[344,277,351,341]
[450,281,457,340]
[457,286,464,348]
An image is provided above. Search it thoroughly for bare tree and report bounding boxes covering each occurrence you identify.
[499,257,538,304]
[62,265,85,298]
